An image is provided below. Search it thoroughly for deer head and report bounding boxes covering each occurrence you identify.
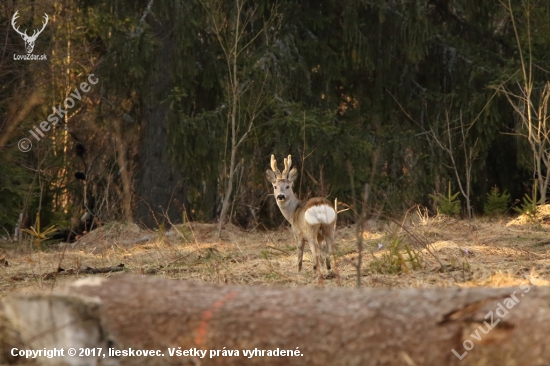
[12,11,49,54]
[266,154,298,203]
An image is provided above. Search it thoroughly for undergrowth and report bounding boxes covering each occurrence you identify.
[369,231,424,275]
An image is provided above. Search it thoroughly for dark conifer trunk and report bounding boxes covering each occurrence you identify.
[132,17,188,228]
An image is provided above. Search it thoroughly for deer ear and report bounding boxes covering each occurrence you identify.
[288,167,298,183]
[266,170,277,183]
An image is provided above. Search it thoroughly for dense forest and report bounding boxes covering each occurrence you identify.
[1,0,549,237]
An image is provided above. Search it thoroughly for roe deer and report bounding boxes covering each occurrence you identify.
[266,155,336,272]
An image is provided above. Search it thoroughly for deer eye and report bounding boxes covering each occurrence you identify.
[273,185,276,188]
[286,186,289,189]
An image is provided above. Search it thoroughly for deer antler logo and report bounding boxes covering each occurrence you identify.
[11,11,49,54]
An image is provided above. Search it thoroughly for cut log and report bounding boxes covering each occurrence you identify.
[2,275,550,365]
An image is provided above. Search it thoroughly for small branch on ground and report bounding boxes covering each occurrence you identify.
[42,263,125,280]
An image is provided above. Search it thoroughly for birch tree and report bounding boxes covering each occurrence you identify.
[200,0,278,237]
[498,0,550,203]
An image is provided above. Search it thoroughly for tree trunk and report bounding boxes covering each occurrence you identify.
[132,19,187,229]
[217,146,237,237]
[113,118,133,223]
[2,275,550,366]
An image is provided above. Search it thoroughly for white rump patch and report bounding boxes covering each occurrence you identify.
[305,205,336,225]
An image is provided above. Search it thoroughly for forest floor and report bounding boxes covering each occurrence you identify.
[2,206,550,296]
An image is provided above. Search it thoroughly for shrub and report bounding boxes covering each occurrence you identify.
[369,235,423,274]
[429,182,461,216]
[513,180,540,224]
[484,186,510,216]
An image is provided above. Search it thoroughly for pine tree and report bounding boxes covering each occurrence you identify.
[484,186,511,217]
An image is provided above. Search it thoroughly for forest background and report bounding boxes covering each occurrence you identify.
[1,0,549,237]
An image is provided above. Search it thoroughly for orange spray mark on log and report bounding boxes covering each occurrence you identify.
[195,292,236,346]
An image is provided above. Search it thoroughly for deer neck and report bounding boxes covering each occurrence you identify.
[276,192,301,223]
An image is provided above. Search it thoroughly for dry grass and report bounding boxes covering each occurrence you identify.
[2,207,550,296]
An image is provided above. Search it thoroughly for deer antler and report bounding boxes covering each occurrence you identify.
[11,11,48,40]
[282,155,292,179]
[34,13,49,39]
[28,14,48,40]
[270,155,282,179]
[11,11,26,38]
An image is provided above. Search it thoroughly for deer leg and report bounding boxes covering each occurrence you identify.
[317,232,331,270]
[297,237,306,272]
[307,237,321,271]
[323,225,335,270]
